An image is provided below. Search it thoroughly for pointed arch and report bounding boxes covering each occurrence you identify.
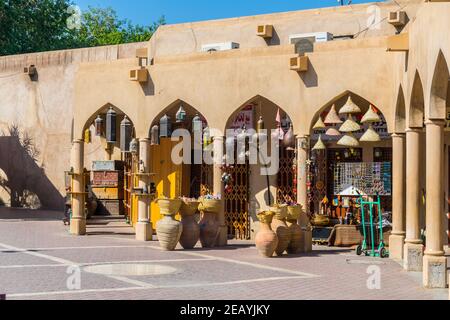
[409,71,425,128]
[80,102,136,139]
[429,50,450,120]
[395,85,406,133]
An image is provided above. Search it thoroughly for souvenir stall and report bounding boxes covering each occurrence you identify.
[308,95,393,245]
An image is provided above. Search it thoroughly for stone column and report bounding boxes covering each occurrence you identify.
[403,129,423,270]
[389,133,406,260]
[70,139,86,235]
[423,120,447,288]
[213,136,227,246]
[296,135,312,253]
[135,138,152,241]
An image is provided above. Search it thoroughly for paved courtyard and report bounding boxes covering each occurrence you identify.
[0,208,448,300]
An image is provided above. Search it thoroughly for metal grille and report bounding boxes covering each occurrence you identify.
[277,146,297,204]
[200,163,213,196]
[225,163,250,240]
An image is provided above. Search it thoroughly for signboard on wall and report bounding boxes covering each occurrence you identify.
[229,105,254,136]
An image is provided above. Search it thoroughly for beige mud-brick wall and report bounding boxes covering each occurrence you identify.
[0,42,147,210]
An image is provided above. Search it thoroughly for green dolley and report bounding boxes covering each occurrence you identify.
[355,194,389,258]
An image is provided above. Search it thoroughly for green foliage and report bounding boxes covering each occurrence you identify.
[0,0,165,56]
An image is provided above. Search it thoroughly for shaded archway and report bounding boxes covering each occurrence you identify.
[308,92,392,223]
[224,95,296,240]
[409,71,425,128]
[429,51,450,120]
[395,85,406,133]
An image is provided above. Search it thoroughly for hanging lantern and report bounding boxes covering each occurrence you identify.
[192,114,203,134]
[176,104,187,123]
[283,123,295,150]
[84,128,91,144]
[339,96,361,114]
[339,114,361,133]
[120,115,132,152]
[337,133,360,147]
[106,107,117,143]
[360,124,381,142]
[94,115,104,136]
[203,126,212,147]
[313,117,326,130]
[325,127,341,136]
[151,125,160,145]
[312,135,326,151]
[324,104,343,124]
[159,114,172,138]
[361,105,381,123]
[257,116,265,133]
[130,138,139,155]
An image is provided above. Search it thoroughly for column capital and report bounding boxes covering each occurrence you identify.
[424,119,446,127]
[72,139,84,144]
[138,138,151,143]
[391,132,406,138]
[212,135,225,142]
[405,127,423,133]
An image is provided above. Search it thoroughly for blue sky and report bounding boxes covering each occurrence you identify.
[73,0,383,25]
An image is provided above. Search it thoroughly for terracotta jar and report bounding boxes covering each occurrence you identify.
[286,205,302,254]
[198,199,221,248]
[255,211,278,258]
[155,198,183,251]
[179,200,200,249]
[270,205,291,256]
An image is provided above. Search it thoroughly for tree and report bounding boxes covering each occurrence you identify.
[0,1,165,56]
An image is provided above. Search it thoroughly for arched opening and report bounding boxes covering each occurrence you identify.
[74,103,136,230]
[395,86,406,133]
[147,100,210,230]
[309,92,392,232]
[224,95,296,240]
[410,71,425,128]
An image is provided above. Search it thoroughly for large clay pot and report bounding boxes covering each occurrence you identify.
[156,198,183,251]
[255,211,278,257]
[286,206,302,254]
[179,200,200,249]
[270,205,291,256]
[199,199,221,248]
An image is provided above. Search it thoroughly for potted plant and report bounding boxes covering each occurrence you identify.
[179,197,200,249]
[155,196,183,251]
[198,194,221,248]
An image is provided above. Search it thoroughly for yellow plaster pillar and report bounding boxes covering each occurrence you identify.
[389,133,406,260]
[423,120,447,288]
[70,139,86,235]
[135,138,153,241]
[213,136,227,247]
[403,129,424,270]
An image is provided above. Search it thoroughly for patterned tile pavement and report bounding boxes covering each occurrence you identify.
[0,208,448,300]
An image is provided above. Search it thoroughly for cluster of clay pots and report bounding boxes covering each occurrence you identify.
[155,197,222,251]
[255,204,307,258]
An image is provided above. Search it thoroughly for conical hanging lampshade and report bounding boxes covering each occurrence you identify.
[361,105,381,123]
[325,127,341,136]
[360,124,381,142]
[312,135,326,150]
[337,133,359,147]
[339,114,361,133]
[339,96,361,114]
[324,104,343,124]
[313,117,326,130]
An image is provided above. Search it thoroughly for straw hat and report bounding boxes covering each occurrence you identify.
[339,96,361,114]
[324,104,343,124]
[313,117,326,130]
[337,133,360,147]
[360,125,381,142]
[339,114,361,133]
[312,135,326,150]
[325,127,341,136]
[361,105,381,123]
